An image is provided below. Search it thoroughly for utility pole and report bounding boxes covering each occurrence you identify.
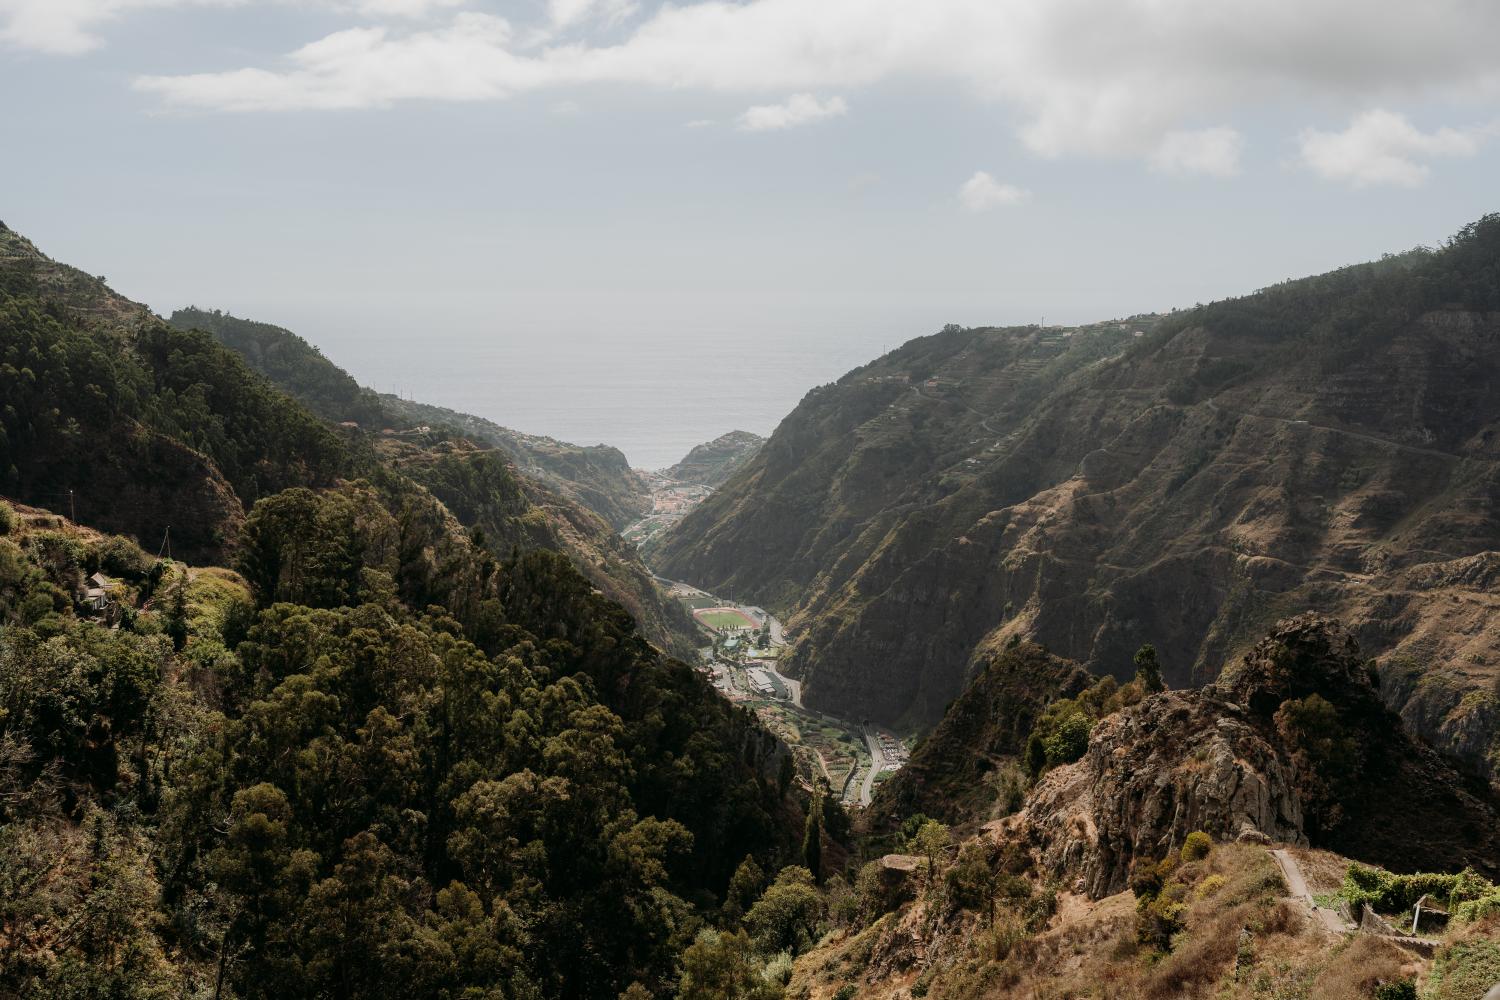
[69,489,76,523]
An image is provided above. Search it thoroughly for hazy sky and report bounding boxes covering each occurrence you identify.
[4,1,1498,463]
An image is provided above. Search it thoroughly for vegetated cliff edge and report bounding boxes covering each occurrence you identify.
[168,307,652,533]
[663,429,765,486]
[652,216,1500,781]
[1,224,349,562]
[166,307,686,651]
[1009,615,1500,896]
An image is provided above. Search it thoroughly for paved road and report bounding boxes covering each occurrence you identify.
[764,660,802,708]
[858,725,885,806]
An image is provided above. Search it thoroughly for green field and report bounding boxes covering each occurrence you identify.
[694,608,757,629]
[680,596,720,609]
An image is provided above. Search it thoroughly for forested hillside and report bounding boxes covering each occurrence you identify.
[380,393,652,532]
[165,306,688,653]
[1,225,353,561]
[0,225,816,997]
[168,307,653,533]
[654,216,1500,783]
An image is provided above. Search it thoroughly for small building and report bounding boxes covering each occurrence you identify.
[83,572,121,612]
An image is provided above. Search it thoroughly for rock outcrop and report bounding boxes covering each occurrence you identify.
[1005,615,1500,897]
[867,641,1090,828]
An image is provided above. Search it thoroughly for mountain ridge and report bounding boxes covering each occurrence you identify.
[652,217,1500,784]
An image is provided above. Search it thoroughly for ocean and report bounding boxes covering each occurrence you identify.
[295,294,958,469]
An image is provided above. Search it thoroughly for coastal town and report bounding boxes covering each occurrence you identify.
[620,469,714,548]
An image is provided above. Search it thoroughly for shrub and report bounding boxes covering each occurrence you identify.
[1043,712,1092,766]
[1027,699,1091,777]
[1181,831,1212,863]
[1425,938,1500,1000]
[1133,854,1187,952]
[0,501,13,535]
[744,866,823,955]
[1134,643,1165,693]
[833,987,857,1000]
[94,535,154,581]
[1136,893,1186,951]
[1373,982,1417,1000]
[1342,863,1495,914]
[761,951,794,986]
[1192,874,1227,901]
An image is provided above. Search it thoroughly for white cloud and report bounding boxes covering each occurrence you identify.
[958,172,1030,212]
[1298,109,1484,187]
[0,0,465,55]
[1150,127,1244,177]
[736,93,847,131]
[17,0,1487,175]
[684,118,716,128]
[0,0,240,55]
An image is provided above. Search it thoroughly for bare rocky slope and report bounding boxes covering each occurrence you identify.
[1012,615,1500,897]
[652,217,1500,782]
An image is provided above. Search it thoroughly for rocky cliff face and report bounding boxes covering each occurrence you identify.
[662,430,765,487]
[1010,616,1500,898]
[653,219,1500,780]
[867,641,1090,828]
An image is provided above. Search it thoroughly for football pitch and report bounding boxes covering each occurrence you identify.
[693,607,758,630]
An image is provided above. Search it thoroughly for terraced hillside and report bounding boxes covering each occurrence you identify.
[663,429,765,486]
[653,217,1500,781]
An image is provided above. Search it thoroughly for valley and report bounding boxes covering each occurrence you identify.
[659,576,910,806]
[6,213,1500,1000]
[12,0,1500,991]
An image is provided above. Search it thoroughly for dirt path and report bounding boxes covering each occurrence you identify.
[1271,849,1354,934]
[1204,398,1482,464]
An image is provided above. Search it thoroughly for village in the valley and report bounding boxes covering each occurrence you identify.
[628,471,909,806]
[667,579,908,807]
[620,470,715,549]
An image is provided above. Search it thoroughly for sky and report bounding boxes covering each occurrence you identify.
[3,0,1499,464]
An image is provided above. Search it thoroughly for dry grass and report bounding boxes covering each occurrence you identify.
[789,841,1455,1000]
[1308,935,1420,1000]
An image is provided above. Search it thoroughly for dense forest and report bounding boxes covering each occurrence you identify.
[0,225,821,997]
